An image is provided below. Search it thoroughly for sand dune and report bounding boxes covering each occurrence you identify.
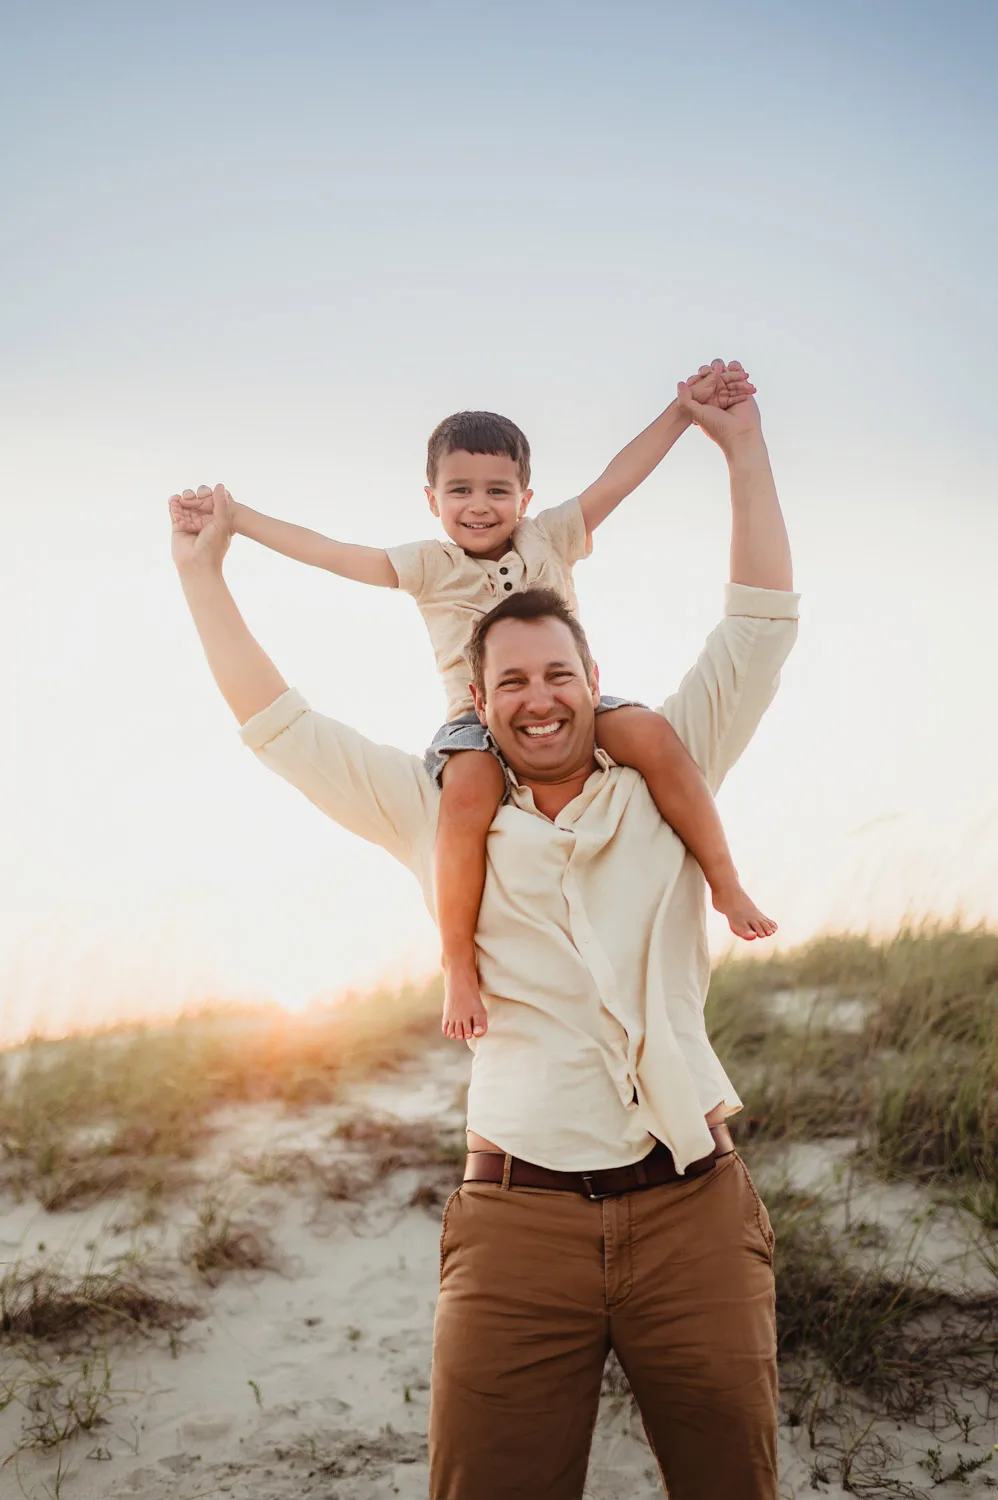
[2,1037,996,1499]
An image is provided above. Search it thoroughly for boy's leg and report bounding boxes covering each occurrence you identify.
[609,1155,779,1500]
[436,749,506,1040]
[430,1182,608,1500]
[595,706,777,941]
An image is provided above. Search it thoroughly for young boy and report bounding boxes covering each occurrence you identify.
[177,359,775,1042]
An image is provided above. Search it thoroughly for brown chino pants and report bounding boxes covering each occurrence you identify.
[428,1151,778,1500]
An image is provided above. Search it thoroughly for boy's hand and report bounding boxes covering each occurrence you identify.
[683,359,756,410]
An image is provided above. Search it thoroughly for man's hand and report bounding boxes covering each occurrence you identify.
[683,358,756,413]
[169,484,234,575]
[677,367,763,455]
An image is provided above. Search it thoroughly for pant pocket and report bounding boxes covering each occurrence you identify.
[734,1154,776,1263]
[439,1186,462,1281]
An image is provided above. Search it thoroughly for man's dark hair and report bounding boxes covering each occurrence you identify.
[426,411,531,490]
[468,587,595,695]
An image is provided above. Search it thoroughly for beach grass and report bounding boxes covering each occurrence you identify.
[0,977,443,1212]
[707,920,998,1219]
[2,931,998,1492]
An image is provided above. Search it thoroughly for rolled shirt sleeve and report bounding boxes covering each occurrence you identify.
[659,583,800,793]
[238,688,438,868]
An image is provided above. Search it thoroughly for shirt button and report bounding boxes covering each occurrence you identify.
[499,566,508,575]
[503,582,513,591]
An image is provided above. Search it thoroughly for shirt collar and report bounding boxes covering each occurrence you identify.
[505,748,614,823]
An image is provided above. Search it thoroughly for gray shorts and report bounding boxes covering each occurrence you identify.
[423,695,639,789]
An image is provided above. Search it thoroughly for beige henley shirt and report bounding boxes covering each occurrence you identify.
[387,497,590,720]
[239,582,799,1174]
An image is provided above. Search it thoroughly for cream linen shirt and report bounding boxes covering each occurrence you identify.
[387,497,590,721]
[239,582,800,1174]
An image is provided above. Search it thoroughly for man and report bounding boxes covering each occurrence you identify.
[170,380,798,1500]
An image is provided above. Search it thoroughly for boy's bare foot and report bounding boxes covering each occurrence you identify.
[442,970,489,1041]
[711,882,777,941]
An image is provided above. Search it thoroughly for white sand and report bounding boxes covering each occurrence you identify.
[2,1043,996,1499]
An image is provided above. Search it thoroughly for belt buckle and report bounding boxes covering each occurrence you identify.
[581,1173,615,1201]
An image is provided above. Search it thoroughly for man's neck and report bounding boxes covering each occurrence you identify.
[518,757,600,820]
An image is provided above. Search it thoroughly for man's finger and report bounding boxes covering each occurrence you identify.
[197,485,212,499]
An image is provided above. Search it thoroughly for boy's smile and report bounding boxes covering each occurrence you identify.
[426,450,533,562]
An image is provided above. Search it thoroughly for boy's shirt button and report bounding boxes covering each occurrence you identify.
[499,566,508,575]
[503,582,513,591]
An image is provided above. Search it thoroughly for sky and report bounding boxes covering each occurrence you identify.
[2,1,997,1045]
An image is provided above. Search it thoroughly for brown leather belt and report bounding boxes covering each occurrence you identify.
[463,1124,735,1201]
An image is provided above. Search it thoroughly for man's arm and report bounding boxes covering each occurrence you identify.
[170,485,290,724]
[172,485,399,587]
[576,360,757,536]
[169,484,435,863]
[658,394,798,791]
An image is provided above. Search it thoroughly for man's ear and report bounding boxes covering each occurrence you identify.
[517,488,533,520]
[590,660,601,709]
[470,682,488,727]
[425,485,441,519]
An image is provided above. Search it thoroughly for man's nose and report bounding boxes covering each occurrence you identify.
[520,680,557,716]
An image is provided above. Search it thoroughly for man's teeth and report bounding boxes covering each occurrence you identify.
[521,722,562,737]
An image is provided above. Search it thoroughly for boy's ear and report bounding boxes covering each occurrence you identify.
[518,488,533,519]
[425,485,441,518]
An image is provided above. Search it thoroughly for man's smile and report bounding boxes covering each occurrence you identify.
[516,717,567,741]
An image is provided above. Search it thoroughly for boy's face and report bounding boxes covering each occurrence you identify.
[425,450,532,561]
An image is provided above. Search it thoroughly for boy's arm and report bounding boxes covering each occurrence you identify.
[172,489,399,587]
[576,360,756,537]
[233,502,399,587]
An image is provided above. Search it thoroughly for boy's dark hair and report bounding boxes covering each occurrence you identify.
[426,411,531,490]
[468,587,595,695]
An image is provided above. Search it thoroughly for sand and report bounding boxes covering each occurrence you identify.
[2,1042,996,1500]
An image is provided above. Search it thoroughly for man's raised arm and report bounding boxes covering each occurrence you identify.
[169,483,437,867]
[659,393,799,791]
[170,484,290,724]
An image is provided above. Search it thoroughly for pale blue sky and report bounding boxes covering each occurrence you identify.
[2,2,996,1042]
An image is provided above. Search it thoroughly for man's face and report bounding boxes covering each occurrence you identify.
[471,616,600,783]
[426,451,532,561]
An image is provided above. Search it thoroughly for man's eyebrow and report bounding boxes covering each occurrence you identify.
[495,660,576,679]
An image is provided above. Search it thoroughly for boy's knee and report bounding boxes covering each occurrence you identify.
[439,751,505,819]
[596,704,668,752]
